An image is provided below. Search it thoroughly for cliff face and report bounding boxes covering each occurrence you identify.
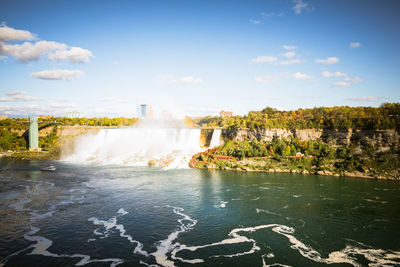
[222,128,400,149]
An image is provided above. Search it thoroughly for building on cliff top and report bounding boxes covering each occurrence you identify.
[219,110,233,117]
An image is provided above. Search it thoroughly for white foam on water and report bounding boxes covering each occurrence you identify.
[69,188,87,193]
[172,224,283,263]
[8,198,31,211]
[71,254,123,267]
[2,179,126,267]
[0,247,32,267]
[82,182,95,188]
[256,208,279,216]
[64,128,204,168]
[364,198,388,204]
[22,226,124,266]
[262,253,292,267]
[325,246,400,267]
[117,208,128,215]
[170,221,400,266]
[214,201,228,208]
[88,215,148,256]
[152,206,197,267]
[139,260,161,267]
[93,228,103,236]
[271,225,400,266]
[30,210,57,220]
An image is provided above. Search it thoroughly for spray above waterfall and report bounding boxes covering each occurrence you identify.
[64,125,223,168]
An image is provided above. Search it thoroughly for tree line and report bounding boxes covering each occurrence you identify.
[195,103,400,130]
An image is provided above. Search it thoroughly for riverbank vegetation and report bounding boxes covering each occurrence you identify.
[45,117,138,127]
[190,138,400,180]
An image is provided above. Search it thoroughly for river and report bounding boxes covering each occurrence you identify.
[1,160,399,266]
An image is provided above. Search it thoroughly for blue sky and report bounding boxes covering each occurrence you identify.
[0,0,399,118]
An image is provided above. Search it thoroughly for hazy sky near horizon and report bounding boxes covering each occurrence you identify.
[0,0,399,118]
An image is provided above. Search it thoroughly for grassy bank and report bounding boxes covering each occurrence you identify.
[189,139,400,180]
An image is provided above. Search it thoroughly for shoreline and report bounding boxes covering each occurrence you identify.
[190,164,398,181]
[1,150,397,181]
[0,150,60,161]
[189,150,399,181]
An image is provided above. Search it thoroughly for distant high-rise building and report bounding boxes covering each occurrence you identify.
[219,110,233,117]
[137,104,154,120]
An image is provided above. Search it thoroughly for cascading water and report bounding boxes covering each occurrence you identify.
[209,129,222,148]
[65,128,205,168]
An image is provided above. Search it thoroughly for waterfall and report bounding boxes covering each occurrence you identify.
[209,129,222,148]
[64,128,202,168]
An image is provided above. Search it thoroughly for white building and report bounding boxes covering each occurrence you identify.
[67,111,80,118]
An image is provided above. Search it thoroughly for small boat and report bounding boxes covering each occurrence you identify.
[41,164,56,171]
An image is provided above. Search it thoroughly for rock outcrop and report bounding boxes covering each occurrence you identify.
[222,128,400,149]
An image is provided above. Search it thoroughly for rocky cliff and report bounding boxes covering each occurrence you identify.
[222,128,400,150]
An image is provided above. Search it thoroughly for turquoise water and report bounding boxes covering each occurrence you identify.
[0,160,399,266]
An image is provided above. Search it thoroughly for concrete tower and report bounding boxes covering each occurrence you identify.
[29,116,39,151]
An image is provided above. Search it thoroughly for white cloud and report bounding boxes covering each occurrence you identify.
[254,75,275,83]
[333,81,351,87]
[346,96,383,102]
[97,97,131,103]
[162,76,203,85]
[249,19,261,25]
[277,12,285,17]
[30,69,84,80]
[48,102,77,108]
[292,0,309,14]
[0,102,78,116]
[333,76,362,87]
[261,12,274,18]
[283,51,296,58]
[0,41,67,63]
[322,71,347,77]
[279,59,303,65]
[293,72,312,80]
[349,42,361,48]
[0,23,36,42]
[0,23,93,64]
[251,56,278,63]
[0,91,45,102]
[48,47,93,63]
[282,45,297,50]
[0,104,43,116]
[344,76,362,82]
[315,57,340,65]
